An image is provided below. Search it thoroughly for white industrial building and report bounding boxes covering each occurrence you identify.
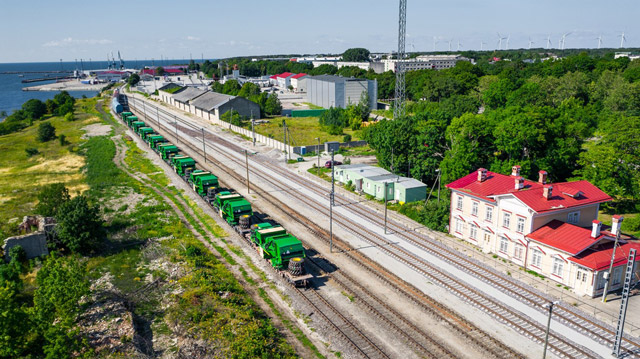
[374,54,472,73]
[311,60,372,71]
[290,73,307,92]
[306,75,377,109]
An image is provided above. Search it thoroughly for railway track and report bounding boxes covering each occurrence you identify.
[127,95,638,358]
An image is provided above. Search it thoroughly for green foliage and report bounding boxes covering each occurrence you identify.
[53,91,75,116]
[55,195,105,254]
[238,82,261,99]
[155,66,165,76]
[127,73,140,86]
[35,183,70,217]
[25,147,39,157]
[343,134,351,142]
[64,112,74,121]
[59,134,67,145]
[222,79,241,96]
[265,93,282,116]
[221,110,246,126]
[37,121,56,142]
[342,48,371,62]
[22,99,47,120]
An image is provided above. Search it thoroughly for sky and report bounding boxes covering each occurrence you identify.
[0,0,638,63]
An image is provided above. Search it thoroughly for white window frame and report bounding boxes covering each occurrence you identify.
[455,218,463,233]
[471,202,478,216]
[483,230,491,242]
[485,206,493,221]
[532,249,542,268]
[516,217,525,233]
[514,244,523,259]
[457,196,463,210]
[502,212,511,228]
[499,236,509,253]
[568,211,580,224]
[470,224,478,240]
[552,257,564,277]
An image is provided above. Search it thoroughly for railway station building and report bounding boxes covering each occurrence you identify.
[446,166,640,297]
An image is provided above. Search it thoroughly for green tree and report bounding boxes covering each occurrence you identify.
[221,110,245,126]
[35,183,70,217]
[342,48,371,62]
[264,93,282,116]
[22,99,47,120]
[37,122,56,142]
[0,283,29,358]
[55,195,105,254]
[222,79,241,96]
[319,107,347,134]
[237,82,260,99]
[32,255,89,359]
[155,66,165,76]
[127,73,140,86]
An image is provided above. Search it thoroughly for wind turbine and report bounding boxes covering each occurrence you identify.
[619,32,626,48]
[457,40,463,51]
[447,39,453,51]
[561,32,571,50]
[596,35,603,49]
[505,34,510,50]
[433,36,438,51]
[528,37,535,50]
[480,41,486,51]
[546,35,552,49]
[497,32,505,50]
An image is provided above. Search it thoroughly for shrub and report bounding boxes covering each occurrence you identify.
[59,134,67,146]
[37,122,56,142]
[35,183,70,217]
[25,147,39,157]
[64,112,74,122]
[55,195,105,254]
[343,134,352,142]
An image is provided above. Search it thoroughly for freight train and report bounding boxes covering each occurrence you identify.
[118,106,311,286]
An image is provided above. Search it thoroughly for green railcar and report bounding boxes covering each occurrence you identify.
[138,127,154,140]
[131,121,145,132]
[158,144,179,160]
[121,112,133,121]
[126,116,138,126]
[221,197,252,226]
[193,174,219,196]
[250,222,305,270]
[172,157,196,177]
[147,135,166,148]
[213,191,242,210]
[188,170,210,184]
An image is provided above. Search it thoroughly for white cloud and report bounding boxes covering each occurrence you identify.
[43,37,113,47]
[186,36,200,41]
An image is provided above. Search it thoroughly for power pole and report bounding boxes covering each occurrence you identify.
[393,0,407,119]
[436,169,441,204]
[603,215,624,302]
[331,150,335,206]
[245,150,250,194]
[201,128,206,163]
[612,249,637,358]
[384,181,389,234]
[174,115,179,144]
[542,301,559,359]
[283,119,287,163]
[251,110,256,146]
[156,106,159,126]
[329,151,335,253]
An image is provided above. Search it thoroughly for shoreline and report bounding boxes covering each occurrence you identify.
[22,80,108,92]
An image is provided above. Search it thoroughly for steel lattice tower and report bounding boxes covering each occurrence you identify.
[393,0,407,119]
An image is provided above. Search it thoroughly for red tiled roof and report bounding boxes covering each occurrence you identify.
[291,73,307,79]
[276,72,293,78]
[527,220,604,255]
[446,170,612,212]
[568,241,640,271]
[512,180,612,213]
[269,75,277,79]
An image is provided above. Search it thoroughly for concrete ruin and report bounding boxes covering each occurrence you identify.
[3,215,56,261]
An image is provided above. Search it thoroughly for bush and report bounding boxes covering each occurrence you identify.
[55,195,104,254]
[25,147,39,157]
[58,134,67,146]
[343,134,352,142]
[64,112,74,122]
[35,183,70,217]
[622,215,640,232]
[37,122,56,142]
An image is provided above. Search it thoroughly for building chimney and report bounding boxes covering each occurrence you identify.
[477,168,487,182]
[591,220,602,238]
[538,170,548,185]
[611,215,624,236]
[514,176,524,190]
[511,165,521,177]
[543,185,553,200]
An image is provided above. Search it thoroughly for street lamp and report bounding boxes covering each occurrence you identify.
[542,301,559,359]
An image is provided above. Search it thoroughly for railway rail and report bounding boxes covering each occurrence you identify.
[127,95,639,358]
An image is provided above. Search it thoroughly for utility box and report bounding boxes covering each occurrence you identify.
[324,141,340,153]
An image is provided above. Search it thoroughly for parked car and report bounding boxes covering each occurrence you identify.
[324,160,342,168]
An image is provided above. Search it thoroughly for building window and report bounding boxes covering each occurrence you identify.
[552,257,564,277]
[613,267,622,285]
[457,196,463,210]
[471,202,478,216]
[514,244,524,260]
[596,273,606,290]
[367,182,370,189]
[455,218,463,233]
[483,230,491,242]
[577,270,587,283]
[502,212,511,228]
[517,217,525,233]
[499,236,509,253]
[470,224,477,240]
[485,206,493,221]
[568,211,580,224]
[532,249,542,268]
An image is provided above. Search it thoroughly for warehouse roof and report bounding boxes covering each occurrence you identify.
[158,83,183,92]
[396,177,427,189]
[308,74,368,83]
[172,87,206,103]
[337,165,426,188]
[190,91,235,111]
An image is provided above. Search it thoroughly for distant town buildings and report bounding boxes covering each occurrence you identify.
[306,75,377,109]
[446,166,640,297]
[614,52,640,61]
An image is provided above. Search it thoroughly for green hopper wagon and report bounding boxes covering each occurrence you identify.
[131,121,145,132]
[158,144,179,160]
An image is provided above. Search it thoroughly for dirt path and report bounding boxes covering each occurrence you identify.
[96,101,321,358]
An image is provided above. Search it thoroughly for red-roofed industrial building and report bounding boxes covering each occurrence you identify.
[290,73,308,92]
[446,166,638,297]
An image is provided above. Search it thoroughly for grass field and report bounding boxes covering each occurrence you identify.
[0,99,101,238]
[247,116,363,146]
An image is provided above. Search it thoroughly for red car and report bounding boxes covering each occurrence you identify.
[324,160,342,168]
